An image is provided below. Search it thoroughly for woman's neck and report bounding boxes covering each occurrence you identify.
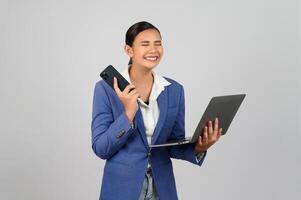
[129,64,153,86]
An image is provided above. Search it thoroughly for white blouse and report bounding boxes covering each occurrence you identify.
[121,67,171,145]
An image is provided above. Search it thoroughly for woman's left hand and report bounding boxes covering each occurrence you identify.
[195,118,222,154]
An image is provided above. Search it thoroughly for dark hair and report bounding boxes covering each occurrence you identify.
[125,21,161,65]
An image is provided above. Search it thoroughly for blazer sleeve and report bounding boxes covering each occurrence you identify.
[168,85,207,166]
[91,82,136,160]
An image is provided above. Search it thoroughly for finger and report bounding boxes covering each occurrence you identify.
[113,77,121,94]
[202,126,208,143]
[129,91,140,101]
[217,128,222,140]
[123,84,136,94]
[214,118,219,132]
[197,136,203,147]
[128,88,138,96]
[208,120,213,136]
[129,87,135,93]
[132,93,140,100]
[213,118,219,137]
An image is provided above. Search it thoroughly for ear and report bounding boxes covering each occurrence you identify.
[124,45,134,58]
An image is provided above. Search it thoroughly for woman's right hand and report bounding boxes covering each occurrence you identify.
[113,77,139,123]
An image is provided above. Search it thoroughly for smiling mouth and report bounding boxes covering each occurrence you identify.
[144,56,159,61]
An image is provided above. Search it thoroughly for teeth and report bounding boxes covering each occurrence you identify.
[145,56,158,61]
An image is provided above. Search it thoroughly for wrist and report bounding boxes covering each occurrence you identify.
[125,111,134,123]
[194,145,205,155]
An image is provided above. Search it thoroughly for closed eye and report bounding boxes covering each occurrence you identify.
[141,41,150,46]
[140,41,162,46]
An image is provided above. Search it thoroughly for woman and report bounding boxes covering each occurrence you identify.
[91,21,221,200]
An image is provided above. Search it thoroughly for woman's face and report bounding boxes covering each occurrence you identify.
[125,29,163,70]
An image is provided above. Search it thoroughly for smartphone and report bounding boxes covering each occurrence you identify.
[100,65,130,91]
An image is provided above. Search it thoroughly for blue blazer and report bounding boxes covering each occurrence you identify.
[91,77,206,200]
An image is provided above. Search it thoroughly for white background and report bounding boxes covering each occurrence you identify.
[0,0,300,199]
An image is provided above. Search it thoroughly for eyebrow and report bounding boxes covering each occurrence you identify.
[140,40,162,43]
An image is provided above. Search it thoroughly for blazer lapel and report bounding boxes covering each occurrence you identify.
[151,90,168,145]
[135,108,149,150]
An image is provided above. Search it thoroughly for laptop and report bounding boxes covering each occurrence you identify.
[149,94,246,147]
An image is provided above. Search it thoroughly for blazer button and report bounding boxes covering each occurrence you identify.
[117,129,125,138]
[147,152,152,157]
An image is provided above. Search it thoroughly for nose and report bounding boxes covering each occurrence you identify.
[149,44,158,53]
